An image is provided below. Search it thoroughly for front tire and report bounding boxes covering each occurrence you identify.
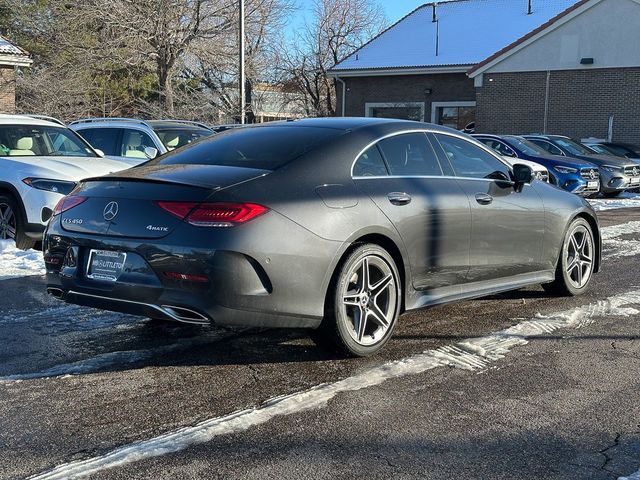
[313,244,401,357]
[0,194,35,250]
[543,218,595,296]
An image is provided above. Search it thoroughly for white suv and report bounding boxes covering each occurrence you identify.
[0,115,134,249]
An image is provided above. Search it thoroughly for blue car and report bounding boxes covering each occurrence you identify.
[473,134,600,197]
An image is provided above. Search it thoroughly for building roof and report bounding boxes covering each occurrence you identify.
[0,35,33,67]
[330,0,579,74]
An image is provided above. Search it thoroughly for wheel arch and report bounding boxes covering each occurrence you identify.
[573,211,601,273]
[322,229,410,316]
[0,181,28,224]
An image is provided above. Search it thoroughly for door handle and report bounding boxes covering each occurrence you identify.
[475,193,493,205]
[387,192,412,206]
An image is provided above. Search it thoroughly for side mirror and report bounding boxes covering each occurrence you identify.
[94,149,105,158]
[144,146,159,159]
[512,163,533,192]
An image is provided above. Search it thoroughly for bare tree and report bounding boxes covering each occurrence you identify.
[79,0,238,115]
[279,0,386,117]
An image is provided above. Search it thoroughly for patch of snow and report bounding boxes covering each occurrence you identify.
[620,470,640,480]
[28,290,640,480]
[601,221,640,259]
[588,192,640,211]
[0,240,45,280]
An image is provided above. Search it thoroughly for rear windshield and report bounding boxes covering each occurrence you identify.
[152,126,342,170]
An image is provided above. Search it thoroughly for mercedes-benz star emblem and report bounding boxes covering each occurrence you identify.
[103,201,119,221]
[590,170,597,180]
[634,167,639,176]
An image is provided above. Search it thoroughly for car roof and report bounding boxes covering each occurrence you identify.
[69,118,212,131]
[0,114,67,128]
[236,117,464,135]
[147,120,211,130]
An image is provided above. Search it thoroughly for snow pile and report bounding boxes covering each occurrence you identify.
[588,192,640,211]
[0,240,45,280]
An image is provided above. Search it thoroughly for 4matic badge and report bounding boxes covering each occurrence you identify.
[146,225,169,232]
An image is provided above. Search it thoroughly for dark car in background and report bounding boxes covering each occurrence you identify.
[44,118,601,356]
[524,135,640,197]
[473,134,600,196]
[582,140,640,161]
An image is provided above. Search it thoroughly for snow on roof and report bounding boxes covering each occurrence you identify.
[332,0,580,72]
[0,36,29,56]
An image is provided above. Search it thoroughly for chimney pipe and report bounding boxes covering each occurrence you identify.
[527,0,532,14]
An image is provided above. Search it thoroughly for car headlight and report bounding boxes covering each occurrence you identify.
[553,165,578,174]
[22,178,77,195]
[601,165,623,173]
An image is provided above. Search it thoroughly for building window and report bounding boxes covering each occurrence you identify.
[431,101,476,130]
[365,102,425,122]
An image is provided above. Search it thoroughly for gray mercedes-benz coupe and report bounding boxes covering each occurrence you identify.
[44,118,601,356]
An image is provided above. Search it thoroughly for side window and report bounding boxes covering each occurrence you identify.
[79,128,120,156]
[353,145,388,177]
[377,132,442,176]
[435,134,510,180]
[530,139,563,156]
[121,129,156,158]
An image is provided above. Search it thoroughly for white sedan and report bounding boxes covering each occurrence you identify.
[0,115,134,249]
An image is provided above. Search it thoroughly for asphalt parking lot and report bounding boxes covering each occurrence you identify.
[2,203,640,480]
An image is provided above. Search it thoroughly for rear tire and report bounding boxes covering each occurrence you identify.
[312,244,401,357]
[543,218,595,296]
[0,194,36,250]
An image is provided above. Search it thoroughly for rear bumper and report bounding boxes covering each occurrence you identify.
[44,211,339,329]
[46,286,321,328]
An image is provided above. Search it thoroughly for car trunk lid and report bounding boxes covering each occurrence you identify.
[60,164,270,238]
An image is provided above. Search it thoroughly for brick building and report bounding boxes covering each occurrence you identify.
[329,0,640,143]
[0,36,32,114]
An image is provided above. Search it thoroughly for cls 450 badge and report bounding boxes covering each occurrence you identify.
[62,218,83,225]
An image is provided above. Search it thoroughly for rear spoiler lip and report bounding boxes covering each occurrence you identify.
[78,171,270,191]
[80,175,217,188]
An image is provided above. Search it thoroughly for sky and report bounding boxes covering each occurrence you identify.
[288,0,431,35]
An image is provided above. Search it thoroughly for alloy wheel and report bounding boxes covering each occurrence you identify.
[0,202,16,240]
[341,255,397,346]
[565,224,593,289]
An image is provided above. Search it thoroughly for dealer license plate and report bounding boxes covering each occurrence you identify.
[587,181,599,189]
[86,250,126,282]
[631,177,640,186]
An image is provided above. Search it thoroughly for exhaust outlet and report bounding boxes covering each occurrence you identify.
[161,305,210,325]
[47,287,65,299]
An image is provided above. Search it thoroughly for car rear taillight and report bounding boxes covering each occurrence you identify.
[53,196,87,216]
[156,201,268,227]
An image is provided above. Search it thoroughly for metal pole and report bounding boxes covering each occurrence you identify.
[239,0,245,124]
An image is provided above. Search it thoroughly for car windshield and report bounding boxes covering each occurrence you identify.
[0,125,97,157]
[604,143,638,157]
[153,126,343,170]
[552,137,593,156]
[503,136,548,156]
[154,128,213,151]
[588,144,617,156]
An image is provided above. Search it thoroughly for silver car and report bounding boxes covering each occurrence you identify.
[524,135,640,197]
[69,118,214,163]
